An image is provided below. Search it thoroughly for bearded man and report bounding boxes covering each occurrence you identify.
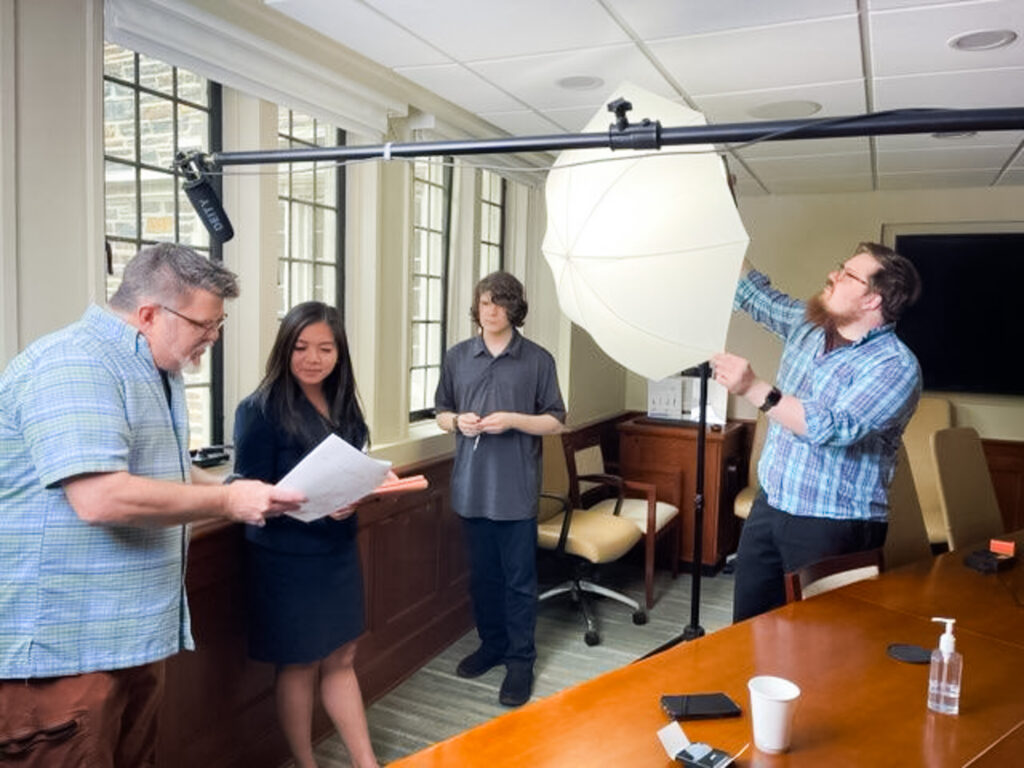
[711,242,922,622]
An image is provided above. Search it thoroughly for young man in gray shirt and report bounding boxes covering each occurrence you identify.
[435,272,565,707]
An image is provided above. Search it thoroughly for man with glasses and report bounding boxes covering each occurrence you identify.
[711,242,922,622]
[0,243,304,766]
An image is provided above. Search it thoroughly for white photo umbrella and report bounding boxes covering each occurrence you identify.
[542,84,749,381]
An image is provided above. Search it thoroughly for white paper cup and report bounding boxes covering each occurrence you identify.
[748,675,801,754]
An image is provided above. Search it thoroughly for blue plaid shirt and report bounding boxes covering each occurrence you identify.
[0,305,194,678]
[736,271,921,522]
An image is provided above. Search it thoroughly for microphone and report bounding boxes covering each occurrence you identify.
[177,151,234,244]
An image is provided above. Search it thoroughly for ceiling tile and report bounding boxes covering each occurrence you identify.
[476,110,566,137]
[768,175,874,193]
[868,0,1012,12]
[468,45,675,110]
[541,105,616,133]
[365,0,628,61]
[874,68,1024,109]
[870,0,1024,77]
[394,63,524,112]
[265,0,450,67]
[877,169,1000,188]
[997,168,1024,184]
[692,80,867,126]
[606,0,856,38]
[737,137,870,160]
[648,15,863,95]
[745,152,872,179]
[876,129,1024,150]
[877,145,1014,171]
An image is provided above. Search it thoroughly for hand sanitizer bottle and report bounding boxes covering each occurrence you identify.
[928,617,962,715]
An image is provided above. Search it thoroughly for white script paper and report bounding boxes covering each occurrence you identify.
[276,434,392,523]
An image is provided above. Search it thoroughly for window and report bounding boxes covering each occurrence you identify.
[409,157,452,420]
[277,111,345,315]
[103,42,223,450]
[478,169,505,279]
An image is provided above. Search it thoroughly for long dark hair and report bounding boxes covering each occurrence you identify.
[255,301,368,450]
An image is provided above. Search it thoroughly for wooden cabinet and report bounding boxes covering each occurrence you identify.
[618,418,748,571]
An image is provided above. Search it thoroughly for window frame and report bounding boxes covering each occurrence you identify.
[102,45,225,447]
[408,157,453,422]
[275,111,346,315]
[477,169,506,279]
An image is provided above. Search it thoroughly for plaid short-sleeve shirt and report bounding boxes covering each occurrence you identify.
[0,305,195,678]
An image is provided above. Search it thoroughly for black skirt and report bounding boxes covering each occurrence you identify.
[246,537,365,665]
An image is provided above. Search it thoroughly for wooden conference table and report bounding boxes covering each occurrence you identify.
[391,531,1024,767]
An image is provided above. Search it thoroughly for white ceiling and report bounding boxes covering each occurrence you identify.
[264,0,1024,195]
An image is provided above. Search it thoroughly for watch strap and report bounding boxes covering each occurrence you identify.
[759,386,783,412]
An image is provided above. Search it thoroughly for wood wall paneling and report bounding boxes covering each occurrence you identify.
[983,438,1024,533]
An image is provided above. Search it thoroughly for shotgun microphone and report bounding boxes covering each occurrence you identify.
[177,152,234,244]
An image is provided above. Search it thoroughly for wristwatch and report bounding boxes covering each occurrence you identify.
[759,386,783,413]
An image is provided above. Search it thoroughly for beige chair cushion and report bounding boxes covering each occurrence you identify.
[932,426,1005,550]
[735,415,768,520]
[902,396,952,544]
[884,443,933,569]
[588,497,679,534]
[801,566,880,598]
[538,508,642,564]
[733,486,757,521]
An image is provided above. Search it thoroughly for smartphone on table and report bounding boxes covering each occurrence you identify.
[660,692,741,720]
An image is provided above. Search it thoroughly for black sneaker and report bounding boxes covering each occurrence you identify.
[455,647,504,679]
[498,663,533,707]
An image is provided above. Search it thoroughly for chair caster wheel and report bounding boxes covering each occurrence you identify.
[632,610,648,625]
[584,630,600,646]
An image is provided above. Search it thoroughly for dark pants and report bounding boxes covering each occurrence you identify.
[462,517,538,668]
[0,661,165,767]
[732,494,887,623]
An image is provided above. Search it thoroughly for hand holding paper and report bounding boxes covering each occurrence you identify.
[276,434,392,523]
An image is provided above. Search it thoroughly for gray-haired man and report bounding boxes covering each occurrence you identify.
[0,243,304,767]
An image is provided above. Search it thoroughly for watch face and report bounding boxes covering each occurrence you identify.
[760,387,782,412]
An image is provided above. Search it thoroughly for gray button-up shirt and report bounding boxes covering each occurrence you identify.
[435,330,565,521]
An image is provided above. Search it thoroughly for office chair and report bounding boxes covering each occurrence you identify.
[784,548,884,602]
[902,396,953,547]
[883,443,934,569]
[537,429,652,646]
[537,490,647,646]
[931,426,1006,551]
[560,423,681,609]
[733,415,768,521]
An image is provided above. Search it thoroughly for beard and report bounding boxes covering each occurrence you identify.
[805,292,835,332]
[805,287,858,332]
[175,343,211,376]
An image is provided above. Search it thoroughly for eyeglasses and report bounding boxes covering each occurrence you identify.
[160,305,227,334]
[834,263,869,287]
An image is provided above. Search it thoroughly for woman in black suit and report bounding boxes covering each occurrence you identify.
[234,301,381,768]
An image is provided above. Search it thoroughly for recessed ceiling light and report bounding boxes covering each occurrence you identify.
[556,75,605,91]
[931,131,978,139]
[949,29,1018,51]
[747,100,822,120]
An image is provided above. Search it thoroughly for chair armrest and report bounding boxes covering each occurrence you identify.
[539,492,573,554]
[623,479,658,531]
[578,472,624,489]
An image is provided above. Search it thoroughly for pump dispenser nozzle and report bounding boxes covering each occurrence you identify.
[931,617,956,657]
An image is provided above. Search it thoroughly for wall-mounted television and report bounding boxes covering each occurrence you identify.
[891,231,1024,396]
